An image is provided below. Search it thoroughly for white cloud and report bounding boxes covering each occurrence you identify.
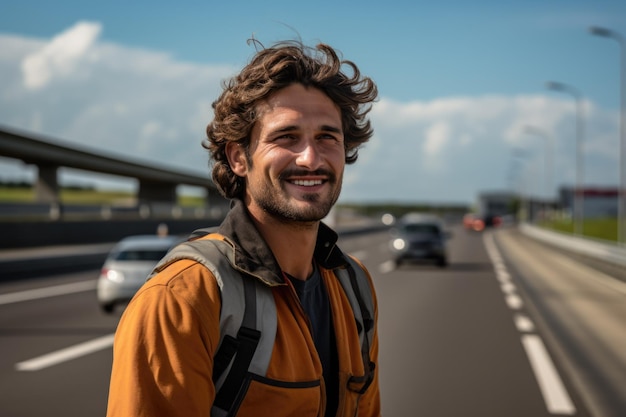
[352,94,619,203]
[0,22,621,204]
[424,122,450,157]
[0,22,235,183]
[421,122,450,173]
[21,21,102,90]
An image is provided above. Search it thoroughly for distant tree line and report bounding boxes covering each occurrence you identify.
[0,180,469,215]
[0,179,95,191]
[0,179,32,188]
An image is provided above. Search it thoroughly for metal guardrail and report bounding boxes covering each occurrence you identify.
[519,223,626,268]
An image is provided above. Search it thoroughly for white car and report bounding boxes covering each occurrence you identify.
[97,234,183,313]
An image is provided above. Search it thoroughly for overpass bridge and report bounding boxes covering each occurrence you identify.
[0,124,231,248]
[0,124,226,208]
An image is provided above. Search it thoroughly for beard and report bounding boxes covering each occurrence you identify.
[251,169,342,224]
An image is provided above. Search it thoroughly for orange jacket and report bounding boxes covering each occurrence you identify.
[106,201,380,417]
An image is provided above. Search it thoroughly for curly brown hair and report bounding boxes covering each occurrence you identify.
[204,40,378,200]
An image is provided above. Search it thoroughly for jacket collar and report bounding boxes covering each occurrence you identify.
[218,199,348,286]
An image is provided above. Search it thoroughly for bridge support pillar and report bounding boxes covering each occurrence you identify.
[205,187,230,217]
[35,164,59,203]
[138,181,177,204]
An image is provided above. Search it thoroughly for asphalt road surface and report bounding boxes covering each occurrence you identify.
[0,225,624,416]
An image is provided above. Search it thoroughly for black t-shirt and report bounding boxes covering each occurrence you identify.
[286,265,339,417]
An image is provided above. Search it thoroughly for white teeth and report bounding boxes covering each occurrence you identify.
[292,179,322,186]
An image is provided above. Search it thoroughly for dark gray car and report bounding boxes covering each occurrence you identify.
[389,213,451,267]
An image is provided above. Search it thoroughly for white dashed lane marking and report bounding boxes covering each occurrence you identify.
[378,260,395,274]
[483,232,576,415]
[522,335,577,415]
[514,313,536,333]
[16,333,115,372]
[0,280,97,305]
[2,280,113,371]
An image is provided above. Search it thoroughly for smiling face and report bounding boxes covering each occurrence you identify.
[226,83,345,224]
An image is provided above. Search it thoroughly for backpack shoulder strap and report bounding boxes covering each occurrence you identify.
[334,256,376,394]
[149,236,277,416]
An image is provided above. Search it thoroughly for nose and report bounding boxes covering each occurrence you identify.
[295,139,323,170]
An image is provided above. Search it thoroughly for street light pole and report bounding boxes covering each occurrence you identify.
[510,148,530,222]
[524,126,554,218]
[589,26,626,246]
[546,81,585,236]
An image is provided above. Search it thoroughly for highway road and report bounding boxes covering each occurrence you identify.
[0,225,624,416]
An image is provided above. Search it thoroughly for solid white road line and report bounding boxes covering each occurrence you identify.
[15,333,115,372]
[522,334,576,415]
[0,280,98,306]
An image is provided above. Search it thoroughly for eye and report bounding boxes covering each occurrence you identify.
[273,133,297,142]
[318,132,342,143]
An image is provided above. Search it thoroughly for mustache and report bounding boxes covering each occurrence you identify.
[279,168,336,182]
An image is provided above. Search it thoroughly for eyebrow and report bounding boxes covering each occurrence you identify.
[321,125,343,134]
[271,124,343,134]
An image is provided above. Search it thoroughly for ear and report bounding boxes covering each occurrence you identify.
[225,142,248,177]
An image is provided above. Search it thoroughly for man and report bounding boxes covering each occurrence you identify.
[106,40,380,417]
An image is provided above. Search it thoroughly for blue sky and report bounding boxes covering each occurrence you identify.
[1,1,625,205]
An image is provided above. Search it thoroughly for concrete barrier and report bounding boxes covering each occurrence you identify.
[0,218,222,249]
[0,219,388,281]
[519,223,626,268]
